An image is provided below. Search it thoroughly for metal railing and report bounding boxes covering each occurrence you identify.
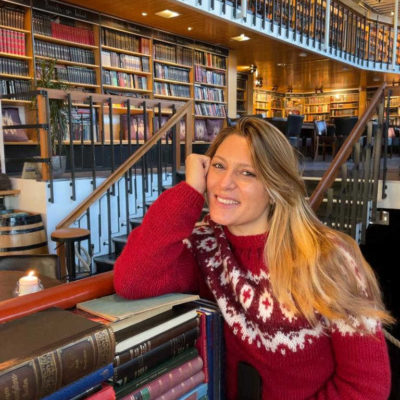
[214,0,399,69]
[309,83,388,244]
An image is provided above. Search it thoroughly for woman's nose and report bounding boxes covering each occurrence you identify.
[219,170,236,189]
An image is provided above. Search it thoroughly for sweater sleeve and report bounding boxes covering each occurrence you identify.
[113,182,205,299]
[310,327,391,400]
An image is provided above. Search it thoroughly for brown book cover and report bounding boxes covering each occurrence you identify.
[0,307,115,400]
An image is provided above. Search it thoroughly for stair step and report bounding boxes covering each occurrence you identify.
[130,217,143,229]
[113,234,128,256]
[94,253,118,273]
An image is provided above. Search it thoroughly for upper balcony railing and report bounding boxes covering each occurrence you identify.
[186,0,400,71]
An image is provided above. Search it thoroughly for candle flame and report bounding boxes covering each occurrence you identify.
[27,270,35,277]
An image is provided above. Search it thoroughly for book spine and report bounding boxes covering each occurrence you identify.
[154,371,205,400]
[41,364,114,400]
[123,356,203,400]
[86,383,116,400]
[114,318,199,366]
[178,383,208,400]
[0,327,115,400]
[114,328,199,384]
[195,312,208,383]
[115,348,198,398]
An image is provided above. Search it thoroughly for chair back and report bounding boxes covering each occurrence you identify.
[0,254,61,280]
[314,120,328,136]
[334,116,358,137]
[267,118,287,135]
[287,114,304,137]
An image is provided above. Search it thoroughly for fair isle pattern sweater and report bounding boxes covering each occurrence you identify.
[114,182,391,400]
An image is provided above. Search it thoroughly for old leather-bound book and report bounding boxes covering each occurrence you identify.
[0,307,115,400]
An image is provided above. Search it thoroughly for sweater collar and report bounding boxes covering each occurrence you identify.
[223,225,267,250]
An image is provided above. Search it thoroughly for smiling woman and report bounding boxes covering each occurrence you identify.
[114,116,393,400]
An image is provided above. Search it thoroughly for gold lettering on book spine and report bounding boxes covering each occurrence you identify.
[94,329,115,366]
[37,352,58,396]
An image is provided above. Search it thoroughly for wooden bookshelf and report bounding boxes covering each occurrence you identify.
[101,24,152,96]
[193,49,227,120]
[237,73,248,116]
[329,92,359,118]
[152,40,193,101]
[32,7,100,91]
[304,95,330,122]
[0,1,32,105]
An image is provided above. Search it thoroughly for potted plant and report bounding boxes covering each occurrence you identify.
[35,59,68,178]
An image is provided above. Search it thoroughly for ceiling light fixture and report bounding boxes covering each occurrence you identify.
[141,12,147,16]
[155,9,180,18]
[277,63,286,67]
[187,27,193,31]
[299,52,307,57]
[232,33,250,41]
[391,11,395,16]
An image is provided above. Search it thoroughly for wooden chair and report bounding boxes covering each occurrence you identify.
[0,254,61,280]
[313,120,337,161]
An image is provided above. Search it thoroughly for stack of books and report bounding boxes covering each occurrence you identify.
[76,293,211,400]
[0,308,116,400]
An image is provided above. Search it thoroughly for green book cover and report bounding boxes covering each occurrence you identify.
[114,347,199,398]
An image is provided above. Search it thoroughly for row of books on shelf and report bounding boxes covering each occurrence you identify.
[194,67,225,86]
[154,63,189,83]
[102,71,147,90]
[35,40,96,65]
[194,103,226,117]
[153,43,193,66]
[0,28,26,55]
[102,29,150,55]
[0,292,223,400]
[102,51,150,72]
[36,64,97,85]
[194,86,224,103]
[154,82,190,98]
[0,57,29,76]
[0,5,25,30]
[33,15,95,46]
[0,78,30,96]
[194,51,226,70]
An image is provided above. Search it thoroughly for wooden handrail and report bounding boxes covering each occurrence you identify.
[56,99,194,229]
[0,271,114,323]
[309,83,386,211]
[43,88,186,109]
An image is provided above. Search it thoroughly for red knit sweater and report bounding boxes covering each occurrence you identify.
[114,182,391,400]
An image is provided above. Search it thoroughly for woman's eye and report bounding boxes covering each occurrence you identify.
[242,170,256,177]
[212,162,224,169]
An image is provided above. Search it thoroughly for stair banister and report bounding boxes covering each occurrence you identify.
[55,99,194,230]
[309,83,386,211]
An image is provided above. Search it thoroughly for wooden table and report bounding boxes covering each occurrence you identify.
[0,270,62,301]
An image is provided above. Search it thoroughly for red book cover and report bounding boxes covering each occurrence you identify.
[0,29,4,53]
[122,356,203,400]
[195,311,209,383]
[155,371,205,400]
[87,383,115,400]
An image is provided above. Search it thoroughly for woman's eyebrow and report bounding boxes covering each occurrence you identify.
[213,154,254,169]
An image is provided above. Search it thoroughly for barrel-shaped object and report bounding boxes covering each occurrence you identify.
[0,211,48,256]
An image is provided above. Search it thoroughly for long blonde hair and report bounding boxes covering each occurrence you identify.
[206,117,393,328]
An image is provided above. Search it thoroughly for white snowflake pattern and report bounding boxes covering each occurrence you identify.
[256,289,274,322]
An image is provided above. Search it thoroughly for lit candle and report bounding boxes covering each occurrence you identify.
[18,271,40,296]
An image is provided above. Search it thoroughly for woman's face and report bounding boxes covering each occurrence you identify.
[206,134,270,236]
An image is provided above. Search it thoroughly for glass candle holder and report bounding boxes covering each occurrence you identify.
[14,273,44,296]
